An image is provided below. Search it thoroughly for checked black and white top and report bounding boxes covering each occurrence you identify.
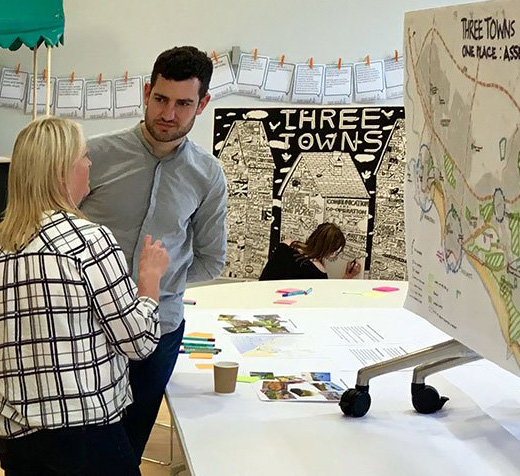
[0,211,160,438]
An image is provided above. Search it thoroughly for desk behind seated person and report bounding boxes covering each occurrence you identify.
[259,222,361,281]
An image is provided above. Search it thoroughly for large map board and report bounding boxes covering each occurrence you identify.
[404,0,520,375]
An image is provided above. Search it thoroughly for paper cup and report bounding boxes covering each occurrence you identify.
[213,361,239,394]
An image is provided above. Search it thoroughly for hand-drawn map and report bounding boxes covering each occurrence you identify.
[213,107,407,280]
[404,0,520,375]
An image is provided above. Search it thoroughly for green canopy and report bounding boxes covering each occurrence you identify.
[0,0,64,51]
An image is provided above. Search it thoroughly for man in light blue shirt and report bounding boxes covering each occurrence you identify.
[80,46,227,462]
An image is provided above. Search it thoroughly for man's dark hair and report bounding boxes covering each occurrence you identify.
[150,46,213,99]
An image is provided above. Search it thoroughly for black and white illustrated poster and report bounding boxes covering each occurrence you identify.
[213,106,406,280]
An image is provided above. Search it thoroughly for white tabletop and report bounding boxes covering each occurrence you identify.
[184,279,407,309]
[167,280,520,476]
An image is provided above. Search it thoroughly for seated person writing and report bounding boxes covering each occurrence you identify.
[0,117,169,476]
[259,222,361,281]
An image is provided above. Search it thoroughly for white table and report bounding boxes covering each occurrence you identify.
[166,280,520,475]
[184,279,407,309]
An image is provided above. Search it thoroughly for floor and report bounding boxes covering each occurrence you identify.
[140,398,191,476]
[0,398,191,476]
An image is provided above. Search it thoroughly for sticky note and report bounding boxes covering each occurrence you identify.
[187,332,213,338]
[372,286,400,292]
[189,353,213,359]
[276,288,303,294]
[273,299,297,305]
[362,292,385,298]
[196,364,214,370]
[237,376,261,383]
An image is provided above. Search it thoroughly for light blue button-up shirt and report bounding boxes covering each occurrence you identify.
[80,124,228,334]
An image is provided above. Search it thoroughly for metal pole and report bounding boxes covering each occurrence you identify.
[45,46,51,116]
[32,46,37,120]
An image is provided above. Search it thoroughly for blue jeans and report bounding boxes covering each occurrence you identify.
[0,422,139,476]
[123,320,185,462]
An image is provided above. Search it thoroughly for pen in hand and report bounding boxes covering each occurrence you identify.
[344,259,361,279]
[348,259,357,274]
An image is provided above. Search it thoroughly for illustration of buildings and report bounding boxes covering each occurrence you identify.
[279,151,370,261]
[217,120,274,278]
[371,119,407,280]
[214,108,407,280]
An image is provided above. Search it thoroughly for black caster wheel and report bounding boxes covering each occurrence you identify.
[339,386,371,417]
[411,383,449,414]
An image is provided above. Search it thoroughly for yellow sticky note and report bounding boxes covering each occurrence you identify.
[196,363,214,370]
[189,353,213,359]
[362,291,385,298]
[187,332,214,338]
[237,376,261,383]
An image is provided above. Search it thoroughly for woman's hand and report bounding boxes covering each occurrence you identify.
[343,259,361,279]
[137,235,170,301]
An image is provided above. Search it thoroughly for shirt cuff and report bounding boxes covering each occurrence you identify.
[137,296,159,313]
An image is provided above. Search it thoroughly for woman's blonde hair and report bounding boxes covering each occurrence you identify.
[0,117,86,252]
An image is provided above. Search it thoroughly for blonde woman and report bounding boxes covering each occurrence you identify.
[0,117,169,476]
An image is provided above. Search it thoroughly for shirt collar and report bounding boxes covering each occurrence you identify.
[133,122,188,162]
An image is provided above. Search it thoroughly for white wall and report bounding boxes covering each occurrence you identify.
[0,0,484,155]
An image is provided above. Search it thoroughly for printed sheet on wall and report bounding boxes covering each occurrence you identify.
[404,0,520,375]
[213,106,406,281]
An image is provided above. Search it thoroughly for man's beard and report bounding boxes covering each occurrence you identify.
[144,113,196,143]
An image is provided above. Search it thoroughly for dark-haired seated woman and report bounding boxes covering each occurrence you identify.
[259,223,361,281]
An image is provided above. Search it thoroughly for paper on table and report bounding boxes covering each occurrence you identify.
[237,376,261,383]
[218,313,299,334]
[231,334,320,359]
[273,300,297,305]
[331,323,390,345]
[373,286,400,292]
[196,364,214,370]
[255,378,345,402]
[187,332,214,338]
[349,346,409,366]
[322,311,449,368]
[189,353,213,360]
[362,292,385,298]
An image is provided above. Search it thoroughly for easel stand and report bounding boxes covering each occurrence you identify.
[340,339,481,417]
